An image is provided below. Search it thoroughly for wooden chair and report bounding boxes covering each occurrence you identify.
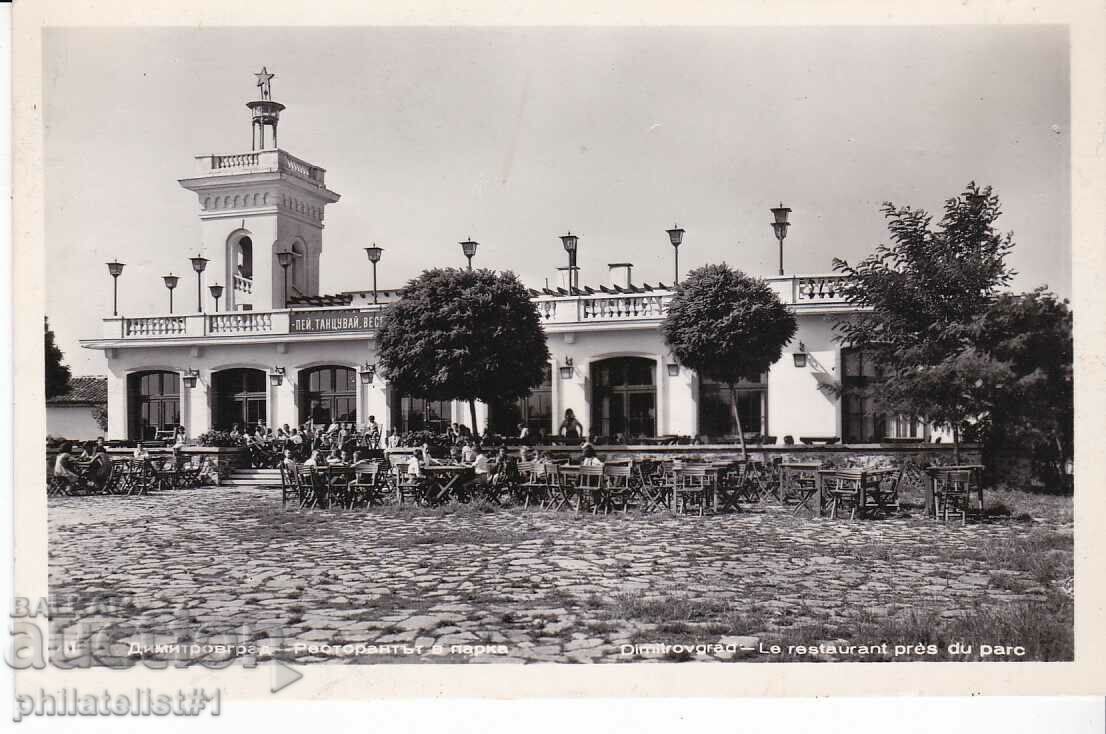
[600,463,635,514]
[576,465,605,514]
[348,462,388,508]
[673,465,713,516]
[934,469,976,525]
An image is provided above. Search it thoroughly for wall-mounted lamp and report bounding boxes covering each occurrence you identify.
[359,361,377,384]
[182,368,200,389]
[666,363,680,377]
[269,366,286,387]
[792,341,808,368]
[559,357,574,380]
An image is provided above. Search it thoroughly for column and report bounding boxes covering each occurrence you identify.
[666,366,698,438]
[655,354,667,437]
[106,370,128,441]
[184,373,212,438]
[364,377,389,435]
[272,376,297,430]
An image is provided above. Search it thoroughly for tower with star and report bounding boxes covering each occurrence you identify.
[177,68,341,310]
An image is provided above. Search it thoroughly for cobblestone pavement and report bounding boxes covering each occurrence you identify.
[48,487,1073,665]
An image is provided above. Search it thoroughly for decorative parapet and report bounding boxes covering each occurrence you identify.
[193,148,327,188]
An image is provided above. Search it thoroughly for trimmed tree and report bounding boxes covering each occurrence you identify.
[45,317,71,399]
[376,268,550,436]
[662,264,797,458]
[832,182,1015,461]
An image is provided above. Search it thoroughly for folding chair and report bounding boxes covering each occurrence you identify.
[712,461,747,512]
[348,463,388,508]
[576,466,604,514]
[673,465,713,516]
[934,470,975,525]
[279,463,300,508]
[599,463,635,513]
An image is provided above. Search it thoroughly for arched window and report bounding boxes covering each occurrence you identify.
[297,366,357,426]
[127,371,180,441]
[236,236,253,280]
[590,357,657,440]
[290,240,306,293]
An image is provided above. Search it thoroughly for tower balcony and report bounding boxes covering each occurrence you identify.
[192,149,327,189]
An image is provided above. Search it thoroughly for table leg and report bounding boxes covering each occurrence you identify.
[815,473,824,517]
[925,474,935,518]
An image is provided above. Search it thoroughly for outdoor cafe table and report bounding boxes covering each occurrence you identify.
[424,464,475,504]
[923,465,984,518]
[815,467,900,519]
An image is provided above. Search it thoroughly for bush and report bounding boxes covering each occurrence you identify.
[197,430,242,448]
[398,430,452,456]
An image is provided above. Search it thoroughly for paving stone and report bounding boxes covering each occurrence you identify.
[46,486,1072,665]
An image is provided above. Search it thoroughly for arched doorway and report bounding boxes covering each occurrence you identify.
[298,366,357,427]
[127,370,180,441]
[212,368,267,432]
[590,357,656,440]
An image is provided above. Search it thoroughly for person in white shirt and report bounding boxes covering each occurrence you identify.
[461,441,477,464]
[472,448,490,478]
[580,445,603,467]
[326,448,344,465]
[406,450,424,477]
[302,450,322,468]
[386,428,400,449]
[133,444,150,460]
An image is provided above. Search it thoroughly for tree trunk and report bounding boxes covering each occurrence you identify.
[953,424,961,465]
[468,399,479,443]
[729,383,747,461]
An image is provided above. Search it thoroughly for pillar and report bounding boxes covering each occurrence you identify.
[272,375,297,430]
[106,370,128,441]
[184,373,212,438]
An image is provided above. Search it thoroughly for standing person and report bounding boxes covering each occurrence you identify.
[365,415,381,449]
[559,409,584,442]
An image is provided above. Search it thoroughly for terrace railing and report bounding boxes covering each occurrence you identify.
[194,149,328,188]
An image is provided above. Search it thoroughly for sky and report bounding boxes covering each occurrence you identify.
[44,26,1070,375]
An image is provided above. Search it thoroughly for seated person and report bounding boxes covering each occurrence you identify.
[406,449,424,477]
[132,443,150,461]
[89,446,113,489]
[449,445,463,464]
[419,443,439,466]
[53,443,80,486]
[461,441,477,464]
[325,447,344,465]
[580,445,603,467]
[279,449,298,475]
[302,450,323,468]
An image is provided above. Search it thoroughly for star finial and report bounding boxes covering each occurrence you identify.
[255,67,274,100]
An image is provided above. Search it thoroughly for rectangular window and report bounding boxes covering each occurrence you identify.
[840,348,887,443]
[698,376,767,439]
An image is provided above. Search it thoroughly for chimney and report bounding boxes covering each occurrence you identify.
[608,263,633,289]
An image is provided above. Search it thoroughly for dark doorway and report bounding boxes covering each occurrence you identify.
[127,371,180,441]
[590,357,656,440]
[212,368,267,432]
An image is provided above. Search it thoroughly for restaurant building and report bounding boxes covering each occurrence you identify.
[81,72,925,446]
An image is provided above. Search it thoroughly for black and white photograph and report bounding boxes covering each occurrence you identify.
[10,0,1105,715]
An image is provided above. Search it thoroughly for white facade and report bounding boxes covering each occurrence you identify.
[46,405,104,440]
[79,72,897,445]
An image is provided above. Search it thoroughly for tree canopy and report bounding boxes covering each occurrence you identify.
[45,317,71,399]
[376,268,550,433]
[963,288,1073,483]
[662,263,797,456]
[832,183,1016,457]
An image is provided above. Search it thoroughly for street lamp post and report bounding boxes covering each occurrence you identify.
[162,273,179,314]
[364,244,383,304]
[106,260,125,316]
[559,232,579,291]
[189,255,209,312]
[666,225,685,285]
[208,284,224,312]
[276,250,293,306]
[770,203,792,276]
[459,238,479,271]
